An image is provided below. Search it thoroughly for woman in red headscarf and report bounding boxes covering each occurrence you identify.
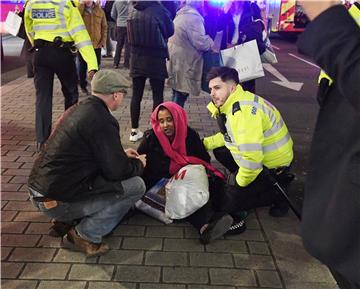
[137,102,246,244]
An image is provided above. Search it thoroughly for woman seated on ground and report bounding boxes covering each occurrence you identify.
[137,102,246,244]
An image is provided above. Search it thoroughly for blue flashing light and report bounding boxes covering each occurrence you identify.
[208,0,230,8]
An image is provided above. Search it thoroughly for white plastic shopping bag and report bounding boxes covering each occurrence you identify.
[165,164,209,219]
[220,40,265,82]
[4,11,22,37]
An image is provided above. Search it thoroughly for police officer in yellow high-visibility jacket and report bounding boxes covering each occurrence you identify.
[24,0,98,149]
[204,67,293,224]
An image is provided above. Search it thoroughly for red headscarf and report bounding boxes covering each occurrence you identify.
[151,102,225,179]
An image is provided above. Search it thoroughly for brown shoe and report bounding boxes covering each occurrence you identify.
[63,228,109,257]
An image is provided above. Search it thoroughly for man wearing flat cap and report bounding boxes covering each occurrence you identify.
[28,69,147,257]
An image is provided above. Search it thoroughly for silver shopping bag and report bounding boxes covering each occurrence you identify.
[220,40,265,82]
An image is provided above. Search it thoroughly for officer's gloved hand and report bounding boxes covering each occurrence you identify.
[88,70,97,81]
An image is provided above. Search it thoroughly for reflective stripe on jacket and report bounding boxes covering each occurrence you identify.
[318,3,360,84]
[25,0,98,71]
[203,85,293,187]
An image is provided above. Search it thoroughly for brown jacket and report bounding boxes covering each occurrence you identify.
[78,3,107,49]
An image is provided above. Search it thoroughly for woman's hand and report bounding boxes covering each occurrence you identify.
[125,148,139,159]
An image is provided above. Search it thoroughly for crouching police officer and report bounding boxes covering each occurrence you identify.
[24,0,98,150]
[204,67,294,233]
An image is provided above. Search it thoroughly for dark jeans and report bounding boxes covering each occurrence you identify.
[130,76,164,128]
[114,26,129,67]
[105,21,115,56]
[172,89,189,108]
[213,146,281,213]
[29,176,145,243]
[33,46,79,144]
[78,48,101,89]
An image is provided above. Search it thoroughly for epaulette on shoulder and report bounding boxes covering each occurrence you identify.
[70,0,76,7]
[232,101,241,115]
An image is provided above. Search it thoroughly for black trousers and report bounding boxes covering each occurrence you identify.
[78,48,101,89]
[33,46,79,144]
[213,146,281,213]
[130,76,164,129]
[114,26,129,67]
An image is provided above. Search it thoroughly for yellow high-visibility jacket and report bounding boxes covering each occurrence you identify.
[318,3,360,84]
[24,0,98,71]
[204,85,293,187]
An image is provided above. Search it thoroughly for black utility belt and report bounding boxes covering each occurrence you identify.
[34,39,74,49]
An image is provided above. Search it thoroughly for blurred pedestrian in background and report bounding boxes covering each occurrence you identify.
[103,0,115,58]
[127,0,174,142]
[112,0,130,69]
[167,0,214,107]
[78,0,107,95]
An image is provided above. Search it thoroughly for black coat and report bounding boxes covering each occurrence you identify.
[127,1,174,79]
[28,96,144,202]
[297,5,360,284]
[137,127,211,189]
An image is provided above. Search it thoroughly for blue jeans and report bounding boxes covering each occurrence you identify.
[29,176,145,243]
[172,89,189,108]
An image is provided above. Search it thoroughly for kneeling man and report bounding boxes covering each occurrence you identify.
[28,70,147,257]
[204,67,294,232]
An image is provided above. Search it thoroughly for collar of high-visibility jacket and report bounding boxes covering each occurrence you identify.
[207,84,248,117]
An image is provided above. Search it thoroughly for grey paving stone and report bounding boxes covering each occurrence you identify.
[9,247,56,262]
[114,265,161,282]
[164,238,204,252]
[3,201,37,211]
[9,175,28,183]
[69,264,114,281]
[247,241,271,255]
[54,248,98,263]
[103,236,122,249]
[88,282,136,289]
[25,222,52,234]
[3,168,31,176]
[37,281,86,289]
[127,213,165,226]
[15,211,50,222]
[246,215,261,229]
[225,229,265,241]
[1,192,29,200]
[20,263,70,279]
[112,224,145,237]
[2,200,9,209]
[1,262,24,278]
[2,234,40,247]
[0,183,22,191]
[287,282,340,289]
[1,221,28,233]
[209,268,257,286]
[189,252,233,267]
[99,249,143,265]
[256,270,282,288]
[188,285,235,289]
[145,251,187,266]
[1,176,14,183]
[37,235,63,248]
[1,162,22,169]
[145,225,184,238]
[1,280,38,289]
[184,226,199,238]
[1,247,13,261]
[122,237,162,251]
[205,240,247,254]
[162,267,208,284]
[234,254,276,270]
[1,211,17,221]
[140,284,186,289]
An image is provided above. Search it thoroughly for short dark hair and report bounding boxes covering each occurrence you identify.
[206,66,240,84]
